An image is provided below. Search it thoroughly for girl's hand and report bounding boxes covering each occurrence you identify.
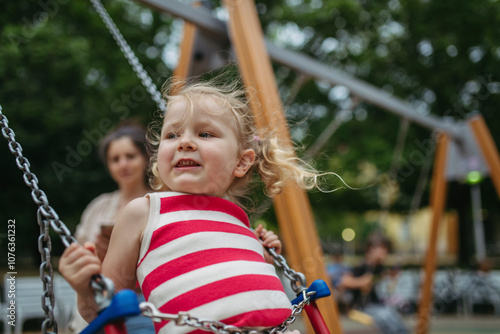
[59,242,102,296]
[254,224,282,264]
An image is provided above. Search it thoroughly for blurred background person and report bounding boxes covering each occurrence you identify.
[340,233,408,334]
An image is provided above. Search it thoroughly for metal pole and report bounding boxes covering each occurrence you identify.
[471,184,487,261]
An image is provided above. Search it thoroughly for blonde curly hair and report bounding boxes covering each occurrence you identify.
[148,77,324,207]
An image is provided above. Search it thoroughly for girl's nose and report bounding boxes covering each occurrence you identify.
[178,133,197,151]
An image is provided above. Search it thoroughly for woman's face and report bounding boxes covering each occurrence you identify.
[107,137,147,188]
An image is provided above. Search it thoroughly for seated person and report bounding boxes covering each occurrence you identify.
[339,233,409,334]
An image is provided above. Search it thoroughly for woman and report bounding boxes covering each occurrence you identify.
[69,121,155,333]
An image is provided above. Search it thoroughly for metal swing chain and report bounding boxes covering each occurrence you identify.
[88,0,166,111]
[0,106,78,333]
[266,247,307,295]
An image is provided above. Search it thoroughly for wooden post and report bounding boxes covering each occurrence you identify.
[468,114,500,198]
[171,2,201,95]
[416,133,449,334]
[223,1,342,333]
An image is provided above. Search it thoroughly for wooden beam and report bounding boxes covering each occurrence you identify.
[416,132,449,334]
[468,114,500,198]
[223,1,342,333]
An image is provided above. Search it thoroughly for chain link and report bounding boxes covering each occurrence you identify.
[1,106,78,333]
[266,247,307,294]
[89,0,166,111]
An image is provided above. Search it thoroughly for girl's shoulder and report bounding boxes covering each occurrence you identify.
[125,196,151,213]
[118,197,151,231]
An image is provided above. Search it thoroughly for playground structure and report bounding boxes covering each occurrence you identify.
[2,0,500,333]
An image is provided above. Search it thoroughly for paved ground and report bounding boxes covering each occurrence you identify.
[341,315,500,334]
[286,315,500,334]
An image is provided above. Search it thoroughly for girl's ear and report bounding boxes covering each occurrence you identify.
[234,149,255,177]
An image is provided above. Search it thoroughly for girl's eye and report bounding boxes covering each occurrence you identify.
[166,133,178,139]
[199,132,212,138]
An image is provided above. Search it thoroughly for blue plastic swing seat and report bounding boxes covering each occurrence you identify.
[80,289,141,334]
[82,280,331,334]
[291,279,331,305]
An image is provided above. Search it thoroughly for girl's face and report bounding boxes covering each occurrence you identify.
[107,137,148,189]
[158,97,254,198]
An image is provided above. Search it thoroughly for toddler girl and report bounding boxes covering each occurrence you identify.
[60,79,326,334]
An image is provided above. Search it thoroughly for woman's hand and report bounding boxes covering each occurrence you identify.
[254,224,282,264]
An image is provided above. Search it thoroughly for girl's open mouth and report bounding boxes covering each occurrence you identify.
[175,159,200,168]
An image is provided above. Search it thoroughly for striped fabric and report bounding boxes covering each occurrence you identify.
[137,192,292,334]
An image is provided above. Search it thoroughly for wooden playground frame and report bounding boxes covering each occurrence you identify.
[135,1,500,333]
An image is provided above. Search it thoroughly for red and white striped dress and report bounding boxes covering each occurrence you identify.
[137,192,292,334]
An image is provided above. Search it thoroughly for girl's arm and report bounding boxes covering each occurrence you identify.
[101,196,150,291]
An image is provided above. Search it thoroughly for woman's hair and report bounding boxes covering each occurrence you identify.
[99,121,150,167]
[149,77,329,208]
